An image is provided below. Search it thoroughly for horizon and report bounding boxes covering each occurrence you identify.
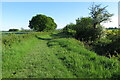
[1,2,118,31]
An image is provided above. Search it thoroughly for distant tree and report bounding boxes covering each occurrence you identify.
[107,27,118,30]
[63,23,76,30]
[21,27,25,31]
[89,3,113,28]
[63,23,76,36]
[9,29,19,32]
[20,27,33,32]
[28,14,57,31]
[63,23,76,33]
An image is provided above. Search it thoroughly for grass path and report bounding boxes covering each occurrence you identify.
[11,36,74,78]
[3,33,119,78]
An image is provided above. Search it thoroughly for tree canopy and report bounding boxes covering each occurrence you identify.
[63,4,113,42]
[28,14,57,31]
[89,4,113,28]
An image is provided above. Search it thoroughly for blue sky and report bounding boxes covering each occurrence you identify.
[1,2,118,31]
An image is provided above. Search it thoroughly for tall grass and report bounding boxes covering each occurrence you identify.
[2,32,120,78]
[47,38,119,78]
[2,33,75,78]
[2,33,39,77]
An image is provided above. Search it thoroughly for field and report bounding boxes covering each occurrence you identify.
[1,31,120,78]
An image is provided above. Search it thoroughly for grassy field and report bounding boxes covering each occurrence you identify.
[2,32,120,78]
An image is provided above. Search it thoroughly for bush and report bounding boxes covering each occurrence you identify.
[75,17,103,41]
[9,29,19,32]
[92,38,112,56]
[63,23,76,36]
[92,29,120,56]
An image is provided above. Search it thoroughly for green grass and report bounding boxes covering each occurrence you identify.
[2,33,74,78]
[2,34,38,78]
[2,32,120,78]
[0,34,2,79]
[47,38,119,78]
[11,39,74,78]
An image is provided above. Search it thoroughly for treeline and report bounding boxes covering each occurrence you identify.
[8,28,33,32]
[106,27,119,30]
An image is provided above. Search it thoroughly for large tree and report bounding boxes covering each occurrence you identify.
[89,3,113,28]
[28,14,57,31]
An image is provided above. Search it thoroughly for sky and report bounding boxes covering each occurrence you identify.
[118,1,120,28]
[1,2,118,31]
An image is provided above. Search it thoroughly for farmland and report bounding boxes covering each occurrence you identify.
[1,31,120,78]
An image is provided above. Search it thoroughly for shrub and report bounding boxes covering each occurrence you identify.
[9,29,19,32]
[63,23,76,36]
[92,29,120,56]
[75,17,103,41]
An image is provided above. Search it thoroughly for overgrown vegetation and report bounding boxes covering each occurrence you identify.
[62,3,120,57]
[47,37,119,78]
[63,3,113,42]
[2,33,39,77]
[92,29,120,57]
[2,32,120,78]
